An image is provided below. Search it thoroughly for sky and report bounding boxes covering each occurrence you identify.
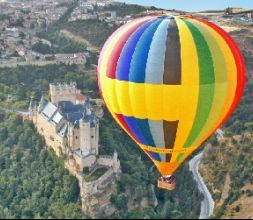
[117,0,253,12]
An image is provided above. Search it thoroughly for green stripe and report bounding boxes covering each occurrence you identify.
[181,19,215,147]
[189,20,228,146]
[176,153,185,163]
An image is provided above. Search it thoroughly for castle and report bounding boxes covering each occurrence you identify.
[28,82,121,217]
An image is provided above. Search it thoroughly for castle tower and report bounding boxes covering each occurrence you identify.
[79,118,91,154]
[90,118,99,155]
[50,82,80,105]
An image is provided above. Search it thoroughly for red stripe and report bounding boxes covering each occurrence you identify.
[96,66,103,103]
[106,20,149,79]
[194,18,246,126]
[115,114,140,142]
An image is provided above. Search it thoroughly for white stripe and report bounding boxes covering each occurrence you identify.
[145,18,170,84]
[148,120,165,148]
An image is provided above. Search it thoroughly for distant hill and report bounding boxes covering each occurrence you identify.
[198,10,224,13]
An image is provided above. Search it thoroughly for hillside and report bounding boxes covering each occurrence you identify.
[199,19,253,219]
[0,112,84,219]
[37,2,149,50]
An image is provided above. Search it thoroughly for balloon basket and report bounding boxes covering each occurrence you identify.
[157,176,176,191]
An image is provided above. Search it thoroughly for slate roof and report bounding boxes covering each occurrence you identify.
[51,112,63,124]
[58,101,84,114]
[39,97,98,130]
[41,102,57,119]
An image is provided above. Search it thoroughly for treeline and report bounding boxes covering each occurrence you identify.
[0,64,98,108]
[0,112,84,219]
[103,3,147,17]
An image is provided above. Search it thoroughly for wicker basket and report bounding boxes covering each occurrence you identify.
[157,179,176,191]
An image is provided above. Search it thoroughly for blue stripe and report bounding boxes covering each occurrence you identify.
[147,151,161,161]
[123,116,155,146]
[116,20,155,81]
[135,118,155,146]
[129,18,163,83]
[123,116,147,144]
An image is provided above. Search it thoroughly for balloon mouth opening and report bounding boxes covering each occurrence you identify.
[160,175,175,181]
[164,175,171,178]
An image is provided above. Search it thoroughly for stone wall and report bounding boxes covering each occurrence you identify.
[97,153,121,174]
[34,112,66,156]
[73,153,96,171]
[65,158,119,218]
[97,155,114,167]
[81,168,118,218]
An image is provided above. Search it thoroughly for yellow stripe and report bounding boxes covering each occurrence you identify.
[170,18,199,162]
[191,20,237,148]
[139,144,195,153]
[102,76,201,120]
[116,80,133,116]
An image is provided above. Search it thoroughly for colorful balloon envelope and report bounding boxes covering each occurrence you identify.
[97,15,246,178]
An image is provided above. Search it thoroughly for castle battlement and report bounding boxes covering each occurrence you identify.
[49,82,86,105]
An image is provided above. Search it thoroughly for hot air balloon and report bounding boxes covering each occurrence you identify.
[97,15,246,190]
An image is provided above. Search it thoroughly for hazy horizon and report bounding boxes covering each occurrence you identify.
[116,0,253,12]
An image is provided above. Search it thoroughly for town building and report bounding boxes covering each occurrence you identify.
[225,7,244,14]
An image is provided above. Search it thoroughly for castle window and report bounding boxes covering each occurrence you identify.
[91,136,94,139]
[50,136,54,141]
[76,136,78,140]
